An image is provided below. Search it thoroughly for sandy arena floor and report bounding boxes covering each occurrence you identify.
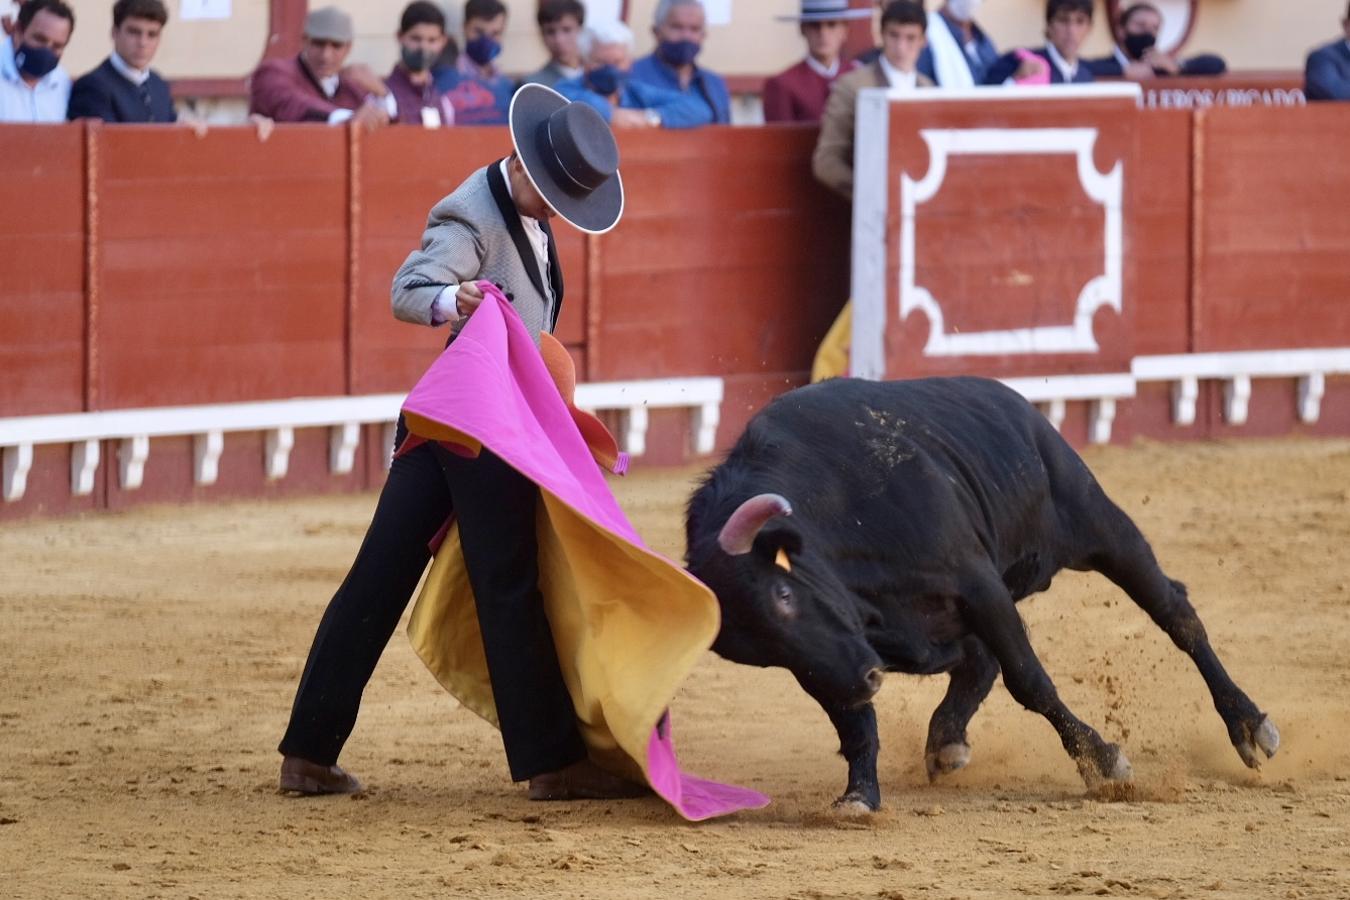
[3,439,1349,899]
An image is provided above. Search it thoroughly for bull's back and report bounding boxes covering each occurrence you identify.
[738,377,1090,562]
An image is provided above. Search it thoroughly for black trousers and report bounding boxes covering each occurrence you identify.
[278,436,587,782]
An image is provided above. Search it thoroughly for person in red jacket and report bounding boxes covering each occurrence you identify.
[248,5,389,128]
[762,0,870,123]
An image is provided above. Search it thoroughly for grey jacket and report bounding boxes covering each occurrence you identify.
[391,160,564,344]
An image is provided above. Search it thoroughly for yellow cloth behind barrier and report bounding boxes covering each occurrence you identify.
[811,301,852,383]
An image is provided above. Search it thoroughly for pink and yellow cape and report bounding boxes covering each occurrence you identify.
[400,283,768,821]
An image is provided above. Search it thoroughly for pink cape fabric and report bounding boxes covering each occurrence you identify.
[399,283,769,821]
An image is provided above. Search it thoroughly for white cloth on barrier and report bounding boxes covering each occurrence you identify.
[925,10,976,89]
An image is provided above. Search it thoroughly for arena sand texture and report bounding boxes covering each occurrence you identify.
[3,439,1349,899]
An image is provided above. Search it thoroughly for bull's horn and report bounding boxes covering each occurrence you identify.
[717,493,793,556]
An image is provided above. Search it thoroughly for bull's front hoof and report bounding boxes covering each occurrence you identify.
[1076,743,1133,789]
[925,742,972,782]
[1235,715,1280,769]
[832,791,880,815]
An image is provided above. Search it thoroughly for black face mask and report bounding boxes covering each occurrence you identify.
[1123,32,1156,61]
[401,45,433,72]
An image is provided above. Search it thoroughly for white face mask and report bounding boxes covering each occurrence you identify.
[946,0,984,22]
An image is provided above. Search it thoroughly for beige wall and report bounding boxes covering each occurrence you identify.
[60,0,271,81]
[52,0,1345,84]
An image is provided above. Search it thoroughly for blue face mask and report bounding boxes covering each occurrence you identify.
[585,64,622,96]
[464,34,501,66]
[14,43,60,79]
[657,39,700,67]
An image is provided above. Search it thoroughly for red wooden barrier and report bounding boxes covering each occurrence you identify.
[592,126,849,454]
[0,124,86,418]
[1136,73,1306,110]
[3,102,1349,518]
[857,89,1142,382]
[91,124,350,410]
[1193,106,1350,353]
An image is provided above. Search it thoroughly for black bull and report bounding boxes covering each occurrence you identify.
[685,377,1279,811]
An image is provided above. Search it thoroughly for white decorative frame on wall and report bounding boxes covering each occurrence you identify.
[900,127,1123,357]
[850,84,1142,381]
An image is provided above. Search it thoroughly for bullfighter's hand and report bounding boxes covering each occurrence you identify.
[455,282,485,320]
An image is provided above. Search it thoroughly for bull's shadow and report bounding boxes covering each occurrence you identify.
[685,376,1278,812]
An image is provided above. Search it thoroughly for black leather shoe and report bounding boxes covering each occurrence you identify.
[527,759,651,801]
[279,756,364,795]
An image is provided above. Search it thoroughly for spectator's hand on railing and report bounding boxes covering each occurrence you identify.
[351,99,390,131]
[179,112,210,139]
[1123,60,1155,80]
[248,114,274,142]
[343,63,389,98]
[1142,48,1181,76]
[611,108,657,129]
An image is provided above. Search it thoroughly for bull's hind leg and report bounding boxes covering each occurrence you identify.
[1081,502,1279,769]
[925,636,1000,781]
[963,571,1132,788]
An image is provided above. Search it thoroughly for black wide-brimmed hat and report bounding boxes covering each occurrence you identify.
[509,83,624,235]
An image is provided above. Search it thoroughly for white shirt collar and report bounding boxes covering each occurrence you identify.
[1045,41,1078,82]
[498,158,551,281]
[1113,44,1132,70]
[877,54,918,90]
[804,55,840,79]
[554,62,583,80]
[109,51,150,86]
[319,73,340,98]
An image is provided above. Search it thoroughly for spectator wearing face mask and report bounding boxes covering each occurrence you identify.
[385,1,455,126]
[1305,1,1350,101]
[554,19,713,129]
[1084,2,1226,80]
[628,0,730,124]
[67,0,174,123]
[762,0,868,124]
[522,0,584,88]
[1,0,74,123]
[984,0,1094,85]
[434,0,514,125]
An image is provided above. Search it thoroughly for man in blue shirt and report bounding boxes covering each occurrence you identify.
[435,0,515,125]
[1305,2,1350,101]
[555,19,713,129]
[68,0,176,123]
[0,0,75,123]
[628,0,730,124]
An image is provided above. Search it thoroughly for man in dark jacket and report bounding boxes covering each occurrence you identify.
[1084,2,1227,80]
[1306,2,1350,101]
[984,0,1094,85]
[67,0,173,122]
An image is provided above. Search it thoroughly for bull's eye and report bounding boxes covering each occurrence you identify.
[774,583,796,617]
